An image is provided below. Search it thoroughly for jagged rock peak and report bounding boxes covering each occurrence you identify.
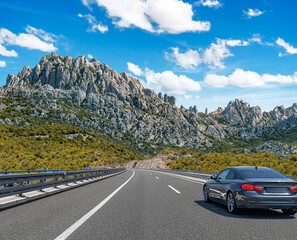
[188,105,198,115]
[5,53,146,96]
[162,93,176,106]
[270,103,297,121]
[223,99,263,126]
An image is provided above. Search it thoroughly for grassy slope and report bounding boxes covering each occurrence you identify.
[164,149,297,175]
[0,124,140,171]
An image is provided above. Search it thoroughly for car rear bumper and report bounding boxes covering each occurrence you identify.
[236,191,297,209]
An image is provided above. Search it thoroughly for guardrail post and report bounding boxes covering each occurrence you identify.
[27,171,30,184]
[4,172,7,188]
[18,181,24,197]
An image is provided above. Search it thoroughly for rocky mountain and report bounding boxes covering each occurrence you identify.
[1,53,296,155]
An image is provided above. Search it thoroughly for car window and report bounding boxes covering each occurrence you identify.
[217,169,231,180]
[226,170,239,179]
[240,169,287,179]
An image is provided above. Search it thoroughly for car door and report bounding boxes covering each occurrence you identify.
[208,169,231,202]
[216,169,238,203]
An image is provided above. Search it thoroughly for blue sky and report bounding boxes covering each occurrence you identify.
[0,0,297,112]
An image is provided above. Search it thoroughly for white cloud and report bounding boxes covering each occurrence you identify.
[0,27,57,53]
[212,95,222,99]
[0,44,18,57]
[225,39,249,47]
[195,95,200,99]
[87,54,94,59]
[243,9,264,18]
[165,47,201,69]
[145,69,201,94]
[127,62,202,94]
[82,0,210,34]
[196,0,221,8]
[81,0,95,10]
[0,60,6,68]
[25,26,58,42]
[127,62,143,76]
[204,68,297,88]
[78,13,108,33]
[248,34,262,44]
[13,34,57,52]
[184,94,192,99]
[166,38,249,70]
[248,34,274,46]
[202,39,232,69]
[276,38,297,55]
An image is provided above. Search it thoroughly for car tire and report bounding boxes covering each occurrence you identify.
[203,186,210,203]
[282,208,297,215]
[226,192,238,214]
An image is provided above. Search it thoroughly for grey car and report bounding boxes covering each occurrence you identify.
[203,166,297,215]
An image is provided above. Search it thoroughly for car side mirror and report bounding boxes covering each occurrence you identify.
[210,175,216,180]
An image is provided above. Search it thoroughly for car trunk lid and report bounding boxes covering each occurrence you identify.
[248,178,297,196]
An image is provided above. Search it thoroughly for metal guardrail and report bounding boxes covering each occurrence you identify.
[155,169,297,181]
[0,167,125,198]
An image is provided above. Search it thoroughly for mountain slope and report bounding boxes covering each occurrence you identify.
[1,53,297,155]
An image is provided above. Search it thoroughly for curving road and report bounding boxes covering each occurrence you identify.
[0,169,296,240]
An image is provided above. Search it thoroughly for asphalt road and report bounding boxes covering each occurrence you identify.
[1,169,297,240]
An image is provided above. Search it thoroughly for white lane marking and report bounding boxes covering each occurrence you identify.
[168,185,181,194]
[155,176,159,179]
[54,170,135,240]
[150,170,205,185]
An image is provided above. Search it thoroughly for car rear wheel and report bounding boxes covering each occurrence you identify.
[203,186,210,202]
[227,192,238,214]
[282,208,297,215]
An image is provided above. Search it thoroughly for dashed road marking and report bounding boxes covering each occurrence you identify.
[168,185,181,194]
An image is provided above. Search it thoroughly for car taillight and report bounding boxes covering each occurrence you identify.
[290,185,297,192]
[242,184,263,191]
[253,186,263,191]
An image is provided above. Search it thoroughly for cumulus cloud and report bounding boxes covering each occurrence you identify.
[196,0,221,8]
[82,0,210,34]
[0,44,18,57]
[165,47,201,69]
[87,54,94,59]
[276,38,297,56]
[78,13,108,33]
[184,95,192,99]
[243,9,264,18]
[195,95,200,99]
[166,38,249,69]
[145,69,202,94]
[127,62,143,76]
[202,39,233,69]
[126,62,202,94]
[0,60,6,68]
[204,68,297,88]
[0,27,57,53]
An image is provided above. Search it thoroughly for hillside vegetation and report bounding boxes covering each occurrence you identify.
[0,124,139,171]
[165,149,297,176]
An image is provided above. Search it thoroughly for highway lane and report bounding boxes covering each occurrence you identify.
[1,169,297,240]
[0,170,133,240]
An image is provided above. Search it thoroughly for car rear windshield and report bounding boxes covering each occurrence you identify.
[240,169,287,179]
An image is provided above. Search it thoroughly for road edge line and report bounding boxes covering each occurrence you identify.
[54,170,135,240]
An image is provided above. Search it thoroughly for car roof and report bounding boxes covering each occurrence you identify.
[225,166,272,171]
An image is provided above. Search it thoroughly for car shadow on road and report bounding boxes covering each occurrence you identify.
[194,200,295,219]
